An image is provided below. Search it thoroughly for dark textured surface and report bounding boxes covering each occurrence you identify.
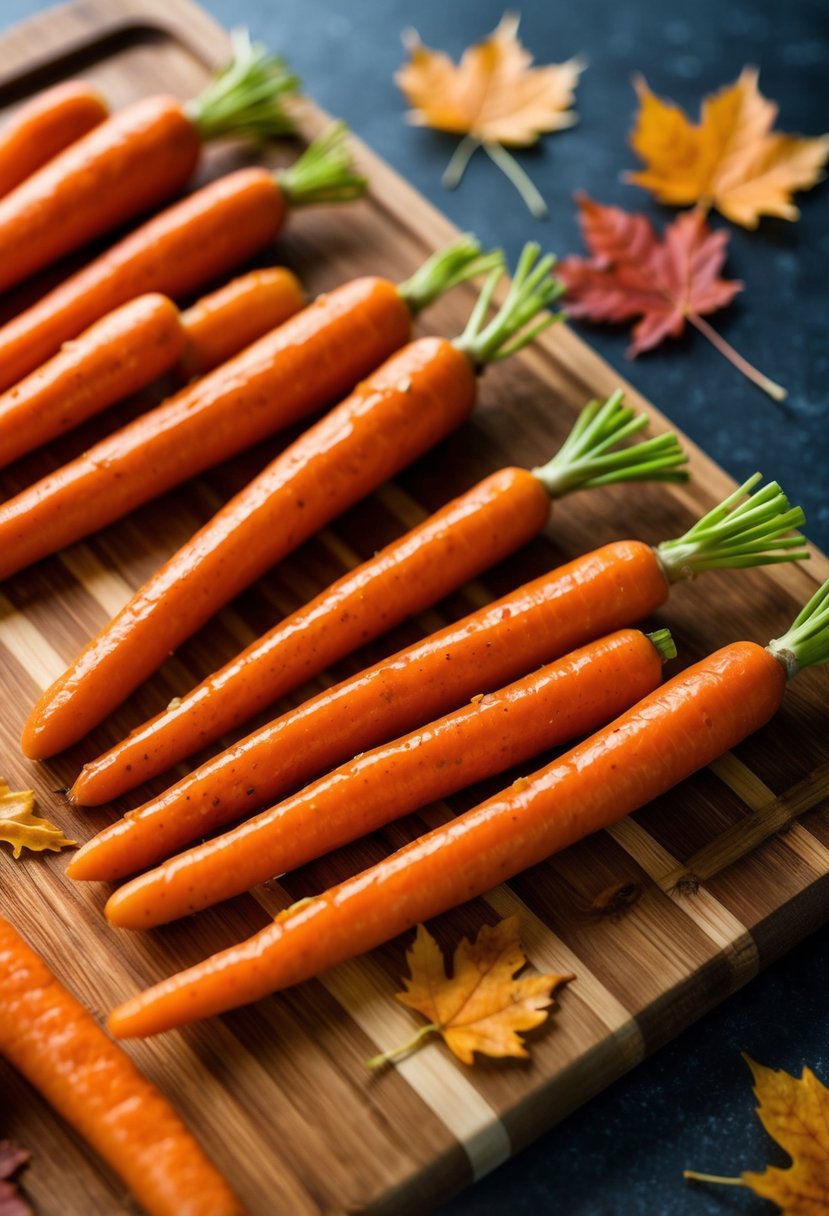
[3,1,828,1212]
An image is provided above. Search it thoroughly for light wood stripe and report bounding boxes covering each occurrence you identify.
[0,595,66,690]
[59,547,133,617]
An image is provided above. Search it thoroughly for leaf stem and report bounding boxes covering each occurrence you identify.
[533,389,688,497]
[683,1170,747,1187]
[365,1022,439,1069]
[688,314,787,402]
[483,140,549,219]
[442,135,481,189]
[655,474,808,581]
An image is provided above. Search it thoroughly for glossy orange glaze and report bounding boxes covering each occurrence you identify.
[23,333,468,759]
[107,641,786,1038]
[0,916,246,1213]
[0,96,200,293]
[2,276,407,587]
[72,466,551,806]
[0,81,108,197]
[0,167,286,392]
[104,628,666,925]
[69,539,668,881]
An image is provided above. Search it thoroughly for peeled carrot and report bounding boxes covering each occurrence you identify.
[0,915,246,1212]
[0,82,108,197]
[0,269,304,468]
[107,577,829,1039]
[105,627,675,928]
[65,476,805,882]
[0,237,492,584]
[71,391,688,804]
[0,33,298,294]
[0,122,364,395]
[22,245,549,759]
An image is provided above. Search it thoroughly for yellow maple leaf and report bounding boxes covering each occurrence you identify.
[395,13,583,217]
[367,915,573,1068]
[627,68,829,228]
[685,1054,829,1213]
[0,778,76,859]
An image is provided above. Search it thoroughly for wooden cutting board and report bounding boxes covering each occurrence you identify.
[1,1,827,1212]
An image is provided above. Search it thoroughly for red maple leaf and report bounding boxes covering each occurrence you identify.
[558,194,784,399]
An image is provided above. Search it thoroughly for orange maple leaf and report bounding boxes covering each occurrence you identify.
[367,915,573,1068]
[627,68,829,228]
[685,1055,829,1214]
[0,778,76,859]
[395,13,583,217]
[557,194,785,400]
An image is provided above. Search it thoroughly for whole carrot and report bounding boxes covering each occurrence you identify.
[23,245,554,759]
[0,235,494,583]
[67,477,806,882]
[107,578,829,1038]
[71,390,688,804]
[0,32,298,294]
[0,916,246,1213]
[0,268,304,468]
[105,627,676,928]
[0,81,108,197]
[0,122,365,394]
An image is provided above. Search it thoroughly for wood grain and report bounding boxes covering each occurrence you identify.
[0,2,827,1213]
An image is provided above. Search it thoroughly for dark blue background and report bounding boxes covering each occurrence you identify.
[6,0,828,1212]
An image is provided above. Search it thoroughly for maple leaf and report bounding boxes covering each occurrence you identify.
[0,1141,33,1216]
[685,1055,829,1214]
[395,13,584,218]
[0,779,76,859]
[367,915,573,1068]
[558,193,786,400]
[627,68,829,228]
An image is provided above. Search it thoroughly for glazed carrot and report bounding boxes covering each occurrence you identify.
[71,390,688,804]
[0,237,493,584]
[0,33,297,294]
[0,916,246,1212]
[107,578,829,1038]
[0,82,108,197]
[24,246,555,761]
[67,477,806,881]
[105,627,676,928]
[0,269,304,468]
[0,123,364,394]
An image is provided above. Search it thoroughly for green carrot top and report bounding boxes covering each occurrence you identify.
[534,389,688,498]
[185,28,300,141]
[655,474,808,583]
[767,576,829,678]
[453,242,565,367]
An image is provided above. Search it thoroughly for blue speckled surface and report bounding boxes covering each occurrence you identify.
[4,1,827,1211]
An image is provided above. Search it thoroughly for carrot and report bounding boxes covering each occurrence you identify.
[0,269,304,468]
[0,82,108,197]
[0,236,493,583]
[0,33,298,294]
[71,390,688,804]
[107,577,829,1038]
[66,477,806,882]
[0,915,246,1212]
[23,245,554,760]
[105,627,676,928]
[0,122,364,395]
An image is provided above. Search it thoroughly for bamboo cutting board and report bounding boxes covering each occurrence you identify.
[1,2,828,1213]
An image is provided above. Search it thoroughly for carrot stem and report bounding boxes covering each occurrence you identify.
[365,1023,439,1069]
[184,28,299,141]
[533,389,688,496]
[648,627,677,663]
[277,122,367,205]
[688,313,787,403]
[397,235,503,315]
[483,139,549,220]
[655,475,807,580]
[767,576,829,677]
[453,242,564,365]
